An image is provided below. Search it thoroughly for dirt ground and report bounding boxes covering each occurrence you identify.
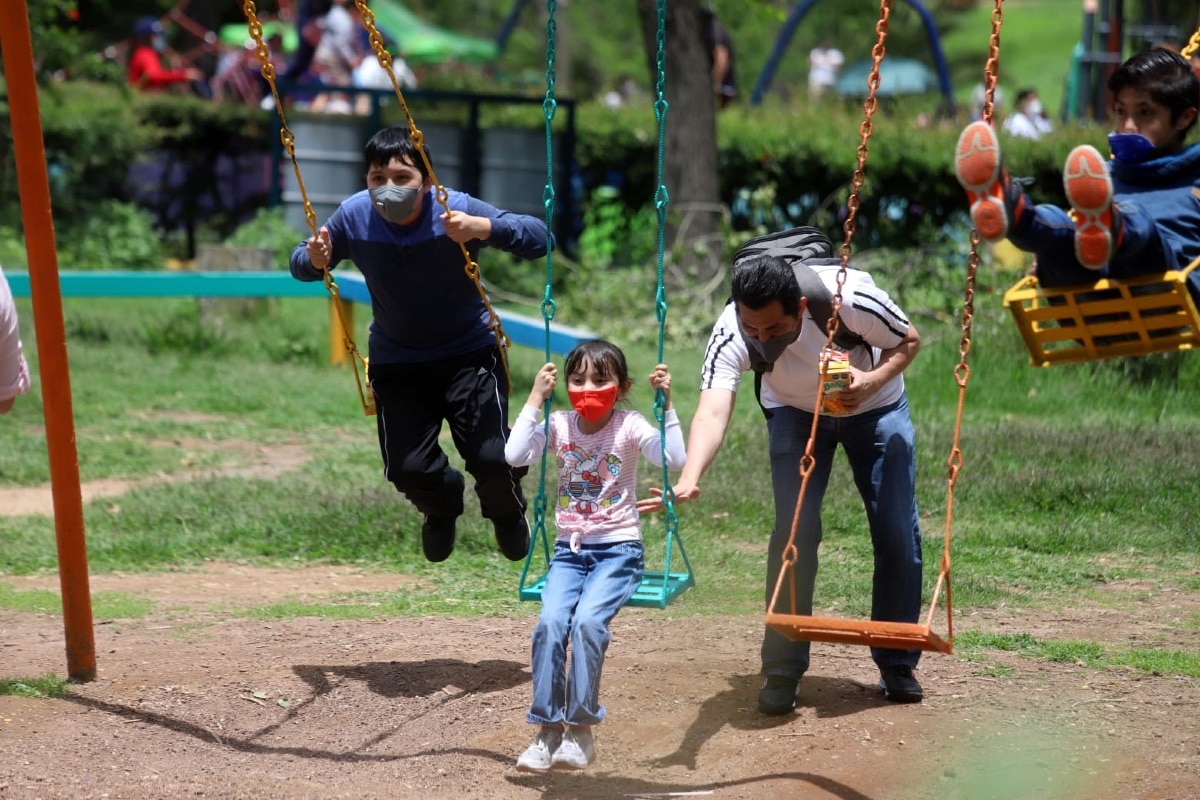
[1,561,1197,800]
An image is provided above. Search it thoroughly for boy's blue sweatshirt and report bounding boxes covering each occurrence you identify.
[1112,142,1200,274]
[290,187,550,365]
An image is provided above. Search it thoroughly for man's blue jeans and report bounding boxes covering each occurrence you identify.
[527,540,643,727]
[762,395,923,679]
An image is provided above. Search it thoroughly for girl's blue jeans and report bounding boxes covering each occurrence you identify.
[762,395,923,680]
[527,540,643,727]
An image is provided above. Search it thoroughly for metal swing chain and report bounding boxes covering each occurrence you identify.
[350,0,514,393]
[651,0,679,546]
[927,0,1004,642]
[769,0,892,612]
[1184,26,1200,59]
[241,1,374,416]
[527,0,560,584]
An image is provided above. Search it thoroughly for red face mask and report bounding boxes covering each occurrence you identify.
[568,386,619,423]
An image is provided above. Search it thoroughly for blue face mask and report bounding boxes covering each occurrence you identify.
[1108,132,1156,164]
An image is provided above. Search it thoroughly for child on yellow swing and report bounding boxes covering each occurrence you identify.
[955,48,1200,295]
[503,340,685,772]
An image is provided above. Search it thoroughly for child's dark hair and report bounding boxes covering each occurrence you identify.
[1109,48,1200,135]
[731,255,802,316]
[364,126,432,180]
[565,340,631,393]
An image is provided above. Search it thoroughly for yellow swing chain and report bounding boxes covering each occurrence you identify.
[351,0,514,393]
[242,1,375,415]
[1184,26,1200,59]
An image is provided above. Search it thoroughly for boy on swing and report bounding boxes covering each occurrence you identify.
[955,48,1200,292]
[290,125,553,563]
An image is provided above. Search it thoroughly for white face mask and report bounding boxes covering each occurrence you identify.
[1026,99,1043,117]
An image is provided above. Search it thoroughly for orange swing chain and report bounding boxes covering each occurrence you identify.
[767,0,893,618]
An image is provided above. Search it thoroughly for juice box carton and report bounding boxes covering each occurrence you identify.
[819,350,851,414]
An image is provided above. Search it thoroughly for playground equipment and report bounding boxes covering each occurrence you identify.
[0,1,95,681]
[1001,25,1200,367]
[517,0,694,610]
[762,0,976,655]
[1072,0,1186,123]
[749,0,955,111]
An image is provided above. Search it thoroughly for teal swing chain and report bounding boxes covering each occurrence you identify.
[520,0,692,607]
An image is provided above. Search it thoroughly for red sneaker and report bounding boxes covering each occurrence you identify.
[1063,145,1118,270]
[954,121,1023,242]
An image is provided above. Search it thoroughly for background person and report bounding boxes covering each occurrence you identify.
[807,39,844,101]
[1002,88,1053,140]
[126,16,206,94]
[703,6,737,110]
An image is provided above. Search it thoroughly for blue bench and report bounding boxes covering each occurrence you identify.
[5,270,593,358]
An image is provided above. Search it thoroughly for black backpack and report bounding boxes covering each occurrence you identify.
[732,226,866,363]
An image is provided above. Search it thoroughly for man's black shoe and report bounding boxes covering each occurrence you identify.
[757,675,799,716]
[492,514,530,561]
[421,515,457,563]
[878,664,923,703]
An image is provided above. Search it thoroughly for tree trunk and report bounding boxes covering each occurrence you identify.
[635,0,723,293]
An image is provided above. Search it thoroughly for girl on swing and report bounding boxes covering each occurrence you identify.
[503,340,686,772]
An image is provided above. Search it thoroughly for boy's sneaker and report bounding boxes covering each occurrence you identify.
[878,664,923,703]
[421,515,457,563]
[954,121,1025,242]
[757,675,799,716]
[492,514,530,561]
[1063,144,1119,270]
[515,727,561,774]
[551,727,596,770]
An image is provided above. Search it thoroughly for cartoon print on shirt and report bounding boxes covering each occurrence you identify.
[557,442,624,516]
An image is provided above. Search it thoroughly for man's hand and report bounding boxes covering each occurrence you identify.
[636,483,700,514]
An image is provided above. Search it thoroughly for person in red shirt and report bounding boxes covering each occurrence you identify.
[127,16,204,92]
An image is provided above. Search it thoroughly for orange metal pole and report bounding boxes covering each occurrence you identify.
[0,0,96,681]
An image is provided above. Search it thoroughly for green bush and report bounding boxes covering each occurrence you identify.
[225,207,308,269]
[60,201,162,271]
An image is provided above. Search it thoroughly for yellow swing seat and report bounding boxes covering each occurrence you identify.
[1003,257,1200,366]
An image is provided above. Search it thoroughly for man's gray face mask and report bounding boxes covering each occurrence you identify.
[740,318,801,372]
[370,184,420,224]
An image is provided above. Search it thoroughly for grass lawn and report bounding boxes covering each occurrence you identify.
[2,287,1198,637]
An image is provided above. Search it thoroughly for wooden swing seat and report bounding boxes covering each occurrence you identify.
[764,613,952,653]
[1003,258,1200,367]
